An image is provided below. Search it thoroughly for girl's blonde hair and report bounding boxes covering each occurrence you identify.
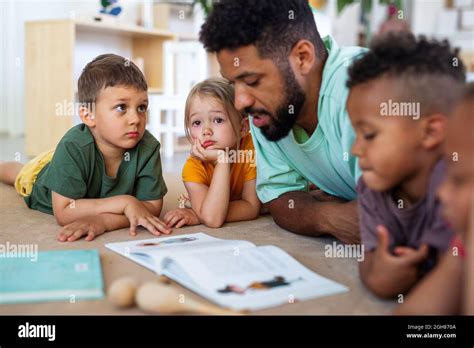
[184,77,247,144]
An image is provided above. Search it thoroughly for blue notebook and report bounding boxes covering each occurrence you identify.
[0,249,104,304]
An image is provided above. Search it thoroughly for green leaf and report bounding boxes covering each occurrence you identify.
[337,0,403,15]
[337,0,355,14]
[192,0,213,17]
[361,0,372,14]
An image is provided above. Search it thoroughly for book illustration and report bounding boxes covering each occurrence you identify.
[217,276,304,295]
[136,236,197,248]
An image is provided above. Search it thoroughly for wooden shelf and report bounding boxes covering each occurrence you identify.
[74,19,176,38]
[25,19,175,156]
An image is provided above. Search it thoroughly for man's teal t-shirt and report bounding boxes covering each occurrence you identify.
[250,36,367,203]
[25,124,168,214]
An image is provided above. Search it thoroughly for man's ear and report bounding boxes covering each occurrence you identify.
[289,39,316,76]
[422,113,447,150]
[79,106,96,127]
[240,117,250,137]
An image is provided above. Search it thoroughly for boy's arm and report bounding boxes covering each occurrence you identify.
[58,213,130,242]
[100,213,130,230]
[52,191,164,225]
[359,252,417,298]
[52,191,132,225]
[225,179,261,222]
[394,250,462,315]
[184,161,231,228]
[57,202,167,242]
[141,199,164,217]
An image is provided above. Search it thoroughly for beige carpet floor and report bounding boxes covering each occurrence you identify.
[0,172,395,315]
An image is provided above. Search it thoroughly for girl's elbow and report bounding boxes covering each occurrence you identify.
[201,216,224,228]
[206,221,224,228]
[197,207,225,228]
[251,205,261,219]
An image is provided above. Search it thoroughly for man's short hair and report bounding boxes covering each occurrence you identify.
[199,0,327,62]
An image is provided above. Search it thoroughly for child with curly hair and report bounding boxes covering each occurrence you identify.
[346,33,466,298]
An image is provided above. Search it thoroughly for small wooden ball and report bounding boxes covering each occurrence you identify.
[135,282,179,314]
[108,277,139,308]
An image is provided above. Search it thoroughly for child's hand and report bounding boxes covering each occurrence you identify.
[163,208,200,228]
[57,216,107,242]
[191,139,226,163]
[371,225,429,291]
[124,198,171,236]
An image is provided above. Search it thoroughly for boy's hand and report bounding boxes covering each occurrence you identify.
[191,139,226,163]
[57,215,107,242]
[370,225,429,292]
[124,197,171,236]
[163,208,200,228]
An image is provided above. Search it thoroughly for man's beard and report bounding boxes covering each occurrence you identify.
[247,65,306,142]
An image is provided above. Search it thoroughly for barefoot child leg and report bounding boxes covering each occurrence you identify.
[0,162,23,185]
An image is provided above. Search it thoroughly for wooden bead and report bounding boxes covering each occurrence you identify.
[135,281,242,315]
[107,277,139,308]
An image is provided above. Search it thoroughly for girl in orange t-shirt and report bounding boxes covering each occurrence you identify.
[164,78,260,228]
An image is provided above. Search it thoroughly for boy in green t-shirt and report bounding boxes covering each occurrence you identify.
[0,54,170,242]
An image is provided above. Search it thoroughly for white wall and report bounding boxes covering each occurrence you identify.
[412,0,473,50]
[0,0,198,137]
[2,0,471,138]
[0,0,150,137]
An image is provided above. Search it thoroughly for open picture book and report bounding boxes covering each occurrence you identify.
[105,233,348,311]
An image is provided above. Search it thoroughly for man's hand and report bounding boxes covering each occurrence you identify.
[124,197,171,236]
[368,225,429,297]
[163,208,200,228]
[191,139,226,163]
[57,215,107,242]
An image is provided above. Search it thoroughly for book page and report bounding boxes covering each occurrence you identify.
[161,245,348,311]
[105,233,255,273]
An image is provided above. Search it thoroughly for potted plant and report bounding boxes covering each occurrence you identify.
[192,0,214,17]
[337,0,404,46]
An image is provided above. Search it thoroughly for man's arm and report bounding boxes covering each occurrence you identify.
[265,191,360,244]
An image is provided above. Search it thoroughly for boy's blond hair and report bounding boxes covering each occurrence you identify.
[184,78,247,145]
